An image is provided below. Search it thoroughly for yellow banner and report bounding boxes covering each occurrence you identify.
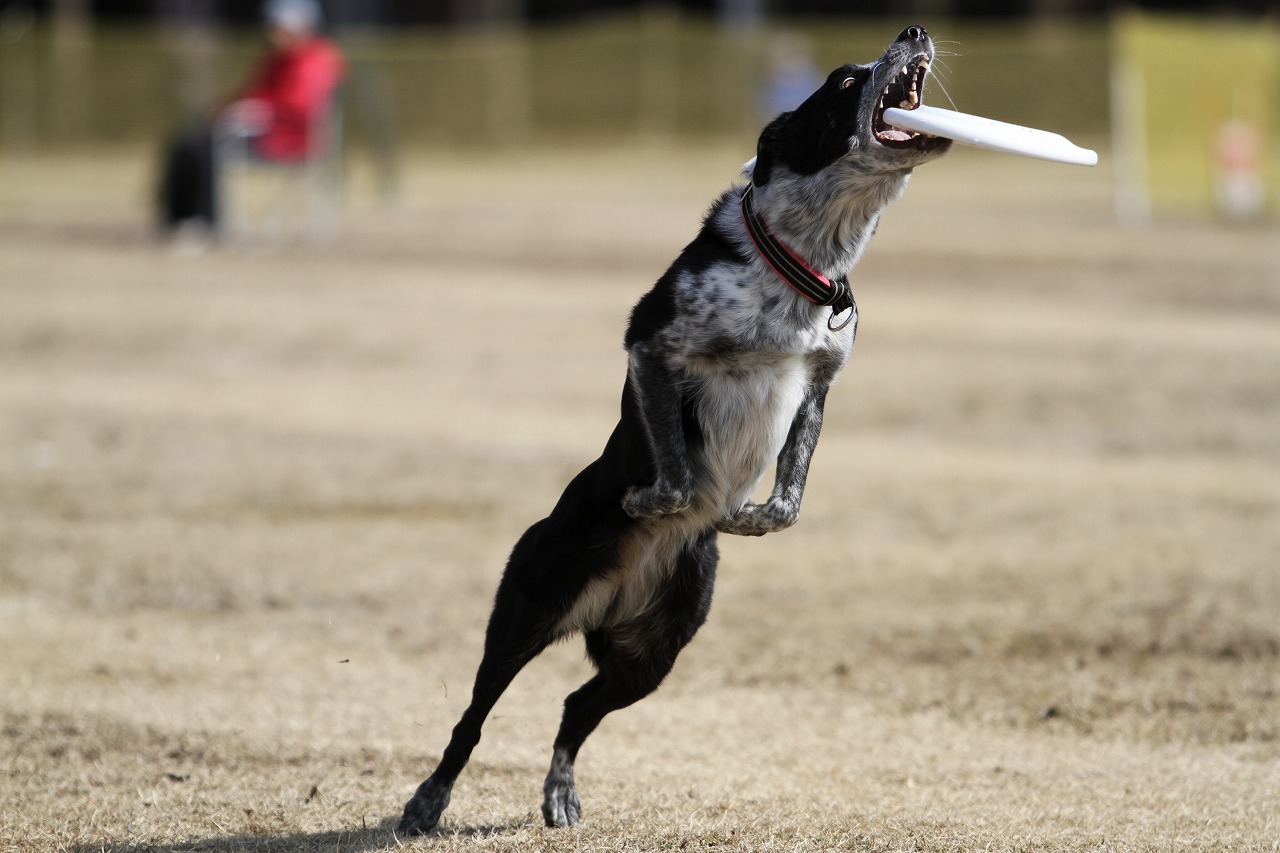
[1112,11,1279,219]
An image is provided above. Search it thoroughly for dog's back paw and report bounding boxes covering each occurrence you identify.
[398,778,452,836]
[541,778,582,828]
[541,750,582,828]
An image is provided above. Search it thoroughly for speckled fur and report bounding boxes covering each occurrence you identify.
[397,26,951,837]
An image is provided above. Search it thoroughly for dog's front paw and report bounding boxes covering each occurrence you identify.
[397,777,451,836]
[622,483,692,520]
[715,500,798,537]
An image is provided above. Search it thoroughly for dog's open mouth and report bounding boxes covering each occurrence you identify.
[873,55,931,146]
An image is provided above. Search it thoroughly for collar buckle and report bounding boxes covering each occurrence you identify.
[740,183,857,332]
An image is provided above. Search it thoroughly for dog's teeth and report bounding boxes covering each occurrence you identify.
[899,100,911,109]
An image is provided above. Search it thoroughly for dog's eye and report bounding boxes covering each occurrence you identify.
[840,77,857,89]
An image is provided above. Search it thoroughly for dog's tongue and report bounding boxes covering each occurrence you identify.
[879,128,914,142]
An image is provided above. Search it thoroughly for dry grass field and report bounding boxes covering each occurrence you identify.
[2,143,1278,852]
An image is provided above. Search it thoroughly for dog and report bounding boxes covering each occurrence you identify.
[398,25,951,835]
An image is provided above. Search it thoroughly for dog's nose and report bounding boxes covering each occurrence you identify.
[900,25,927,43]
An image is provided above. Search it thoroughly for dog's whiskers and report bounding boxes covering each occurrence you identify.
[929,74,960,112]
[922,37,962,112]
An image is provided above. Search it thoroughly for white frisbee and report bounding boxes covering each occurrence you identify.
[882,105,1098,167]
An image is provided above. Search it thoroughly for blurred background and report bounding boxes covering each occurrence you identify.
[1,0,1277,224]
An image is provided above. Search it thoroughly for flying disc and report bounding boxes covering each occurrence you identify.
[882,105,1098,167]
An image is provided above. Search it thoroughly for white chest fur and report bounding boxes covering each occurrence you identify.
[667,261,838,519]
[689,353,807,516]
[556,258,848,643]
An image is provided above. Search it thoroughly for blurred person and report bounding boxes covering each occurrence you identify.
[759,33,822,123]
[157,0,219,122]
[155,0,344,239]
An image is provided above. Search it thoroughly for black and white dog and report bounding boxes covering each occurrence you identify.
[398,25,951,835]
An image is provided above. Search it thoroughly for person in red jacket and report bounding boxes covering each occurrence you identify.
[157,0,345,237]
[222,0,345,162]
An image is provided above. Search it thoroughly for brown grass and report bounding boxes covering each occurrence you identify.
[2,144,1277,852]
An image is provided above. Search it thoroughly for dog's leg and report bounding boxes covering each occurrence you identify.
[541,642,680,828]
[717,387,829,537]
[398,558,555,836]
[542,536,717,827]
[620,345,694,520]
[399,648,545,835]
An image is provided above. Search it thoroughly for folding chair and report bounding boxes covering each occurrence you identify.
[214,87,343,246]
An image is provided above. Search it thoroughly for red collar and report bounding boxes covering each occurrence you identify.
[740,183,856,331]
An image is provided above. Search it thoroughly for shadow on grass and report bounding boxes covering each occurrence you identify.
[84,816,531,852]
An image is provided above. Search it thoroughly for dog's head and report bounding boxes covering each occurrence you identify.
[751,25,952,187]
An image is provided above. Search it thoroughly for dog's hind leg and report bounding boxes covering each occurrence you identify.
[398,643,547,836]
[541,640,679,828]
[398,565,556,836]
[541,534,717,828]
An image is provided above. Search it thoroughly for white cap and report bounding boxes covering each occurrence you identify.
[264,0,321,34]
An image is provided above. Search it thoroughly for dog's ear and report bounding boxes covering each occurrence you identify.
[754,65,872,183]
[752,112,791,187]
